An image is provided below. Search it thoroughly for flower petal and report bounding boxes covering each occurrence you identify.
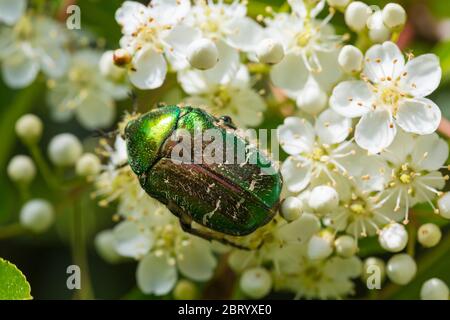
[0,0,26,25]
[2,50,39,89]
[281,156,313,193]
[395,98,441,135]
[381,129,415,165]
[399,54,441,97]
[150,0,190,25]
[202,41,239,85]
[355,109,396,154]
[177,237,217,281]
[164,24,201,69]
[39,47,69,79]
[137,253,177,295]
[363,41,405,83]
[113,221,153,259]
[412,133,449,171]
[129,48,167,89]
[226,17,264,52]
[277,117,315,155]
[270,54,308,94]
[75,93,116,130]
[115,1,149,35]
[315,109,352,145]
[330,80,372,118]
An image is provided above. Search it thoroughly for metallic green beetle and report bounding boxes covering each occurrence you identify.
[124,105,282,248]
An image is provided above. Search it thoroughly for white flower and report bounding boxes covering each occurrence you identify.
[0,12,69,88]
[338,45,363,74]
[7,155,35,184]
[274,247,362,299]
[421,278,449,300]
[417,223,442,248]
[386,253,417,285]
[15,114,43,144]
[186,38,219,70]
[330,41,442,153]
[277,109,353,193]
[0,0,26,25]
[48,133,83,167]
[345,1,371,32]
[268,1,343,101]
[382,3,406,29]
[308,185,339,213]
[20,199,54,233]
[280,196,303,222]
[377,130,448,223]
[181,0,264,53]
[256,38,285,65]
[321,152,400,238]
[47,49,129,129]
[115,0,190,89]
[240,267,272,299]
[178,42,266,128]
[367,10,391,43]
[378,223,408,252]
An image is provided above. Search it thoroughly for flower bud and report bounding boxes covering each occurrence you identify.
[327,0,351,10]
[421,278,449,300]
[240,267,272,299]
[48,133,83,166]
[338,45,363,74]
[307,230,334,260]
[362,257,386,283]
[173,280,199,300]
[417,223,442,248]
[15,114,43,144]
[281,196,303,221]
[367,11,391,43]
[437,192,450,219]
[100,50,126,80]
[386,254,417,285]
[345,2,371,32]
[378,223,408,252]
[187,38,219,70]
[382,3,406,29]
[113,48,131,66]
[296,81,327,115]
[7,155,36,184]
[20,199,54,233]
[308,185,339,213]
[256,38,285,65]
[95,230,123,264]
[335,235,358,257]
[76,153,101,177]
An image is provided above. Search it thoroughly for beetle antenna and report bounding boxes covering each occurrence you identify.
[92,129,119,139]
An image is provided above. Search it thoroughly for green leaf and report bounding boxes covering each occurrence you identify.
[0,258,32,300]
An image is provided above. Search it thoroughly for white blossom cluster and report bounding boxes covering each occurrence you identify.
[85,0,450,300]
[0,0,130,129]
[4,0,449,300]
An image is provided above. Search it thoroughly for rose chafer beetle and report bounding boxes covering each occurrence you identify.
[124,105,282,248]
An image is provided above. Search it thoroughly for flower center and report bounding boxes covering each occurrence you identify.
[296,30,312,48]
[311,147,326,161]
[14,15,33,40]
[395,163,416,185]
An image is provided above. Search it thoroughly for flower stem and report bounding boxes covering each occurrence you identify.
[28,143,59,190]
[0,80,44,171]
[70,193,94,300]
[0,223,26,240]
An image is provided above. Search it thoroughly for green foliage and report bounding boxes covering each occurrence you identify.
[0,258,32,300]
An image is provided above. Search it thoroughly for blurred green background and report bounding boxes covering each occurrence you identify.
[1,0,450,299]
